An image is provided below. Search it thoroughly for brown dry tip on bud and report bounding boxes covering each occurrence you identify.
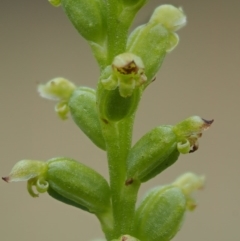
[202,119,214,129]
[189,142,199,153]
[151,77,156,82]
[2,177,9,182]
[125,178,133,186]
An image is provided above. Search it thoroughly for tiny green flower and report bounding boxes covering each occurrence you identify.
[149,5,186,32]
[2,160,48,197]
[173,116,214,153]
[38,77,76,119]
[173,172,205,210]
[38,77,76,101]
[101,53,147,97]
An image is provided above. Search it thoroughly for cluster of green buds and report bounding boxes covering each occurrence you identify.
[3,1,213,241]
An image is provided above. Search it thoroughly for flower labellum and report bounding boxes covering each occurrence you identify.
[101,53,147,97]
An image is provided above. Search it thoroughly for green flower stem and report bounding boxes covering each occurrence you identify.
[96,210,115,241]
[100,116,139,239]
[89,42,108,70]
[105,1,130,64]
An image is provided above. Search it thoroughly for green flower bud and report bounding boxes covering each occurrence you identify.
[126,116,213,183]
[48,0,61,7]
[101,53,147,97]
[38,77,76,119]
[134,185,186,241]
[68,87,106,150]
[98,86,141,123]
[61,0,106,44]
[3,158,111,214]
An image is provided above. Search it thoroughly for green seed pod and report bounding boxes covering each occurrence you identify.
[47,186,90,212]
[140,148,180,183]
[134,186,186,241]
[98,87,141,123]
[126,125,178,183]
[61,0,106,44]
[47,158,111,214]
[68,87,106,150]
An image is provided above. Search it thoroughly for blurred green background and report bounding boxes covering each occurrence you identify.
[1,0,240,240]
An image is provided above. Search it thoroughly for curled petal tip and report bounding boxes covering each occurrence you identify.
[189,141,199,153]
[2,177,9,183]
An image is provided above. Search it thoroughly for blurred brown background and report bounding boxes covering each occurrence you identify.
[1,0,240,240]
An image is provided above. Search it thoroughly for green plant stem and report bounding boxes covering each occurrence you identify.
[100,117,139,239]
[105,1,128,64]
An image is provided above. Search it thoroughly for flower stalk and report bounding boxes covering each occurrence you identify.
[2,2,213,241]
